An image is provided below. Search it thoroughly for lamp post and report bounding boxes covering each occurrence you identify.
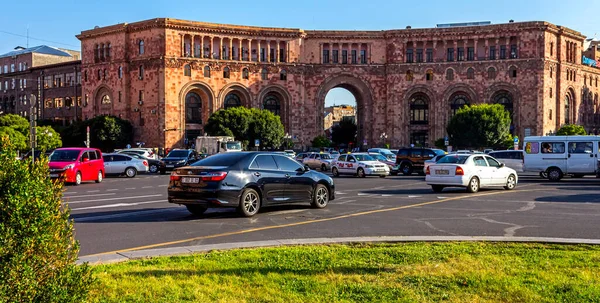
[284,132,291,149]
[379,132,388,148]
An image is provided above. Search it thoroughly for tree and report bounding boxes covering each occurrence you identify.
[88,115,134,151]
[0,114,29,136]
[36,126,62,151]
[556,124,587,136]
[204,106,252,140]
[0,138,94,302]
[331,117,357,146]
[311,135,331,148]
[247,108,285,149]
[447,104,512,149]
[0,126,27,151]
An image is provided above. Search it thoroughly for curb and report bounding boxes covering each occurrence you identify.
[77,236,600,265]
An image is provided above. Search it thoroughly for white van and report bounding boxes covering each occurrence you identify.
[523,135,600,181]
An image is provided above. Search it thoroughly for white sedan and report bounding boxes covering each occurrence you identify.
[331,153,390,178]
[425,154,518,193]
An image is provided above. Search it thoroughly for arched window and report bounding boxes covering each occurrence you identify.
[565,93,572,124]
[450,94,470,116]
[103,69,107,80]
[204,66,211,78]
[118,66,122,79]
[508,66,517,78]
[590,76,593,86]
[94,44,99,62]
[446,68,454,81]
[185,92,202,124]
[263,94,280,116]
[100,43,105,60]
[585,75,588,86]
[425,69,433,81]
[261,68,268,80]
[184,64,191,77]
[487,67,496,79]
[101,94,111,105]
[242,68,249,79]
[224,93,241,109]
[467,68,475,79]
[223,67,230,79]
[97,69,101,80]
[138,65,144,80]
[107,43,111,59]
[139,40,145,55]
[280,69,287,81]
[409,94,429,124]
[492,90,514,119]
[406,70,413,81]
[596,77,598,87]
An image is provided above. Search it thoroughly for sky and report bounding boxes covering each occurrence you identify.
[2,0,599,107]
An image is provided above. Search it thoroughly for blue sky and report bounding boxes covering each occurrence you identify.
[1,0,598,107]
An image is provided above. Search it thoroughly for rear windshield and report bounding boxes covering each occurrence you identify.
[50,150,80,162]
[166,150,189,158]
[437,155,469,164]
[191,153,247,167]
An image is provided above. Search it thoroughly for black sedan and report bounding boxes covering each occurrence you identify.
[168,152,335,217]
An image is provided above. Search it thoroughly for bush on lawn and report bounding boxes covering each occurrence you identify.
[0,137,94,302]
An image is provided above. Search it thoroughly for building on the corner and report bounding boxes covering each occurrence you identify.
[324,105,356,131]
[76,18,600,149]
[0,45,82,124]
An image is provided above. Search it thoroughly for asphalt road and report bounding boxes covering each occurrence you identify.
[68,172,600,257]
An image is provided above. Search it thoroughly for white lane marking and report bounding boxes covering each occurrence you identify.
[64,194,163,204]
[71,200,166,211]
[267,209,306,215]
[158,185,168,187]
[337,199,357,205]
[408,195,422,198]
[63,192,78,195]
[74,207,183,222]
[517,201,536,212]
[357,193,371,196]
[125,187,136,190]
[86,190,100,193]
[335,191,347,195]
[62,193,115,199]
[106,189,119,191]
[142,186,153,189]
[437,196,448,199]
[381,194,393,197]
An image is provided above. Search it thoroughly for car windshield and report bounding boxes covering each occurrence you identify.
[191,153,247,167]
[320,154,333,159]
[226,141,242,150]
[166,150,189,158]
[49,150,80,162]
[128,154,149,160]
[437,155,469,164]
[433,149,446,156]
[354,154,375,161]
[379,149,394,156]
[371,154,387,161]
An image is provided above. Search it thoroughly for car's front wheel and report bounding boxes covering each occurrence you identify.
[321,164,327,171]
[466,177,480,193]
[74,171,82,186]
[125,167,137,178]
[357,168,366,178]
[95,171,103,183]
[149,164,159,173]
[186,204,208,216]
[332,167,340,177]
[238,188,261,217]
[547,168,562,182]
[504,174,517,190]
[311,184,329,209]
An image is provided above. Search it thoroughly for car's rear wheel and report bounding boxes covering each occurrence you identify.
[332,167,340,177]
[238,188,261,217]
[379,175,386,178]
[149,164,159,173]
[401,163,413,176]
[125,167,137,178]
[504,174,516,190]
[431,185,444,193]
[311,184,329,209]
[95,171,103,183]
[466,177,480,193]
[74,172,82,186]
[321,164,327,171]
[357,168,366,178]
[547,168,562,182]
[185,204,208,216]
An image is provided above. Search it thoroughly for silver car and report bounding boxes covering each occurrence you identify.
[303,153,335,171]
[102,153,149,177]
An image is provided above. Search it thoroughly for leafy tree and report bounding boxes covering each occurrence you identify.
[556,124,587,136]
[0,126,27,151]
[204,106,252,140]
[434,138,446,149]
[0,138,94,302]
[59,116,133,151]
[247,108,285,148]
[36,125,62,151]
[0,114,29,136]
[331,117,357,146]
[311,135,331,148]
[447,104,511,149]
[282,138,294,150]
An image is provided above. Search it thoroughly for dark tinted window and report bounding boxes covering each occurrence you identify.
[191,153,248,167]
[398,149,408,157]
[410,150,422,157]
[113,155,130,161]
[438,155,469,164]
[253,155,278,170]
[473,156,488,166]
[486,157,501,167]
[50,150,80,162]
[102,155,113,162]
[274,155,303,171]
[95,151,102,159]
[489,152,506,159]
[87,150,98,160]
[337,155,347,161]
[167,150,190,158]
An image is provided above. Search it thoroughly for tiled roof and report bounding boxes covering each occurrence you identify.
[0,45,73,59]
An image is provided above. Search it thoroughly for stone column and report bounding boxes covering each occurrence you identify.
[239,39,243,61]
[484,38,489,59]
[443,40,448,61]
[495,39,500,59]
[276,40,280,63]
[229,39,233,60]
[180,34,184,57]
[257,40,261,62]
[210,36,215,59]
[453,41,458,61]
[319,43,323,63]
[506,39,510,59]
[432,40,437,62]
[474,39,478,60]
[267,40,271,62]
[190,36,194,58]
[199,35,204,58]
[248,39,252,61]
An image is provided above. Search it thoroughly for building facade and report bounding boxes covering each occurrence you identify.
[324,105,356,130]
[76,18,600,149]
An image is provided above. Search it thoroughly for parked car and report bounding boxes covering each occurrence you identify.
[303,152,335,171]
[116,148,157,160]
[331,153,390,178]
[102,153,149,177]
[367,148,397,161]
[425,154,518,193]
[488,150,524,173]
[295,152,311,163]
[123,153,165,174]
[368,152,399,175]
[22,149,53,161]
[168,152,334,217]
[162,149,199,171]
[48,148,105,185]
[396,147,446,176]
[284,150,296,158]
[423,154,447,174]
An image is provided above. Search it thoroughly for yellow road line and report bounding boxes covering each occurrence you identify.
[82,187,541,257]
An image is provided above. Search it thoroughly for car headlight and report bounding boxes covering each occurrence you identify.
[178,160,186,163]
[64,164,75,170]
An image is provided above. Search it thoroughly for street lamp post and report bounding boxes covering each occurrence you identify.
[379,132,388,148]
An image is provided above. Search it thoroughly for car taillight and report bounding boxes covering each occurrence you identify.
[201,172,228,182]
[143,161,148,166]
[455,166,464,176]
[425,166,430,175]
[170,171,181,181]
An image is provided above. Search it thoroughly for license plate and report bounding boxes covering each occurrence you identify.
[166,165,174,168]
[182,177,199,183]
[435,170,449,175]
[49,174,59,178]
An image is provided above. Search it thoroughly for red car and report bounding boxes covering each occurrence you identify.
[48,148,105,185]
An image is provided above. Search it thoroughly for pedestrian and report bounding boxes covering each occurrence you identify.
[126,143,131,149]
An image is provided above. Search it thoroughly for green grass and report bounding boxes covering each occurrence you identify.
[87,242,600,303]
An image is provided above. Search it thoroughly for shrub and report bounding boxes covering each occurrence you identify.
[0,138,94,302]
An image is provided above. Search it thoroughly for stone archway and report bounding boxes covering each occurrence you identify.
[257,84,292,130]
[179,81,215,147]
[316,75,373,149]
[93,85,113,115]
[403,85,436,146]
[217,83,252,109]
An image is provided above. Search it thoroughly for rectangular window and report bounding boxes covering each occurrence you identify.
[489,46,496,60]
[45,98,53,108]
[260,48,266,62]
[500,45,506,59]
[18,62,22,71]
[351,50,357,64]
[270,48,276,62]
[332,50,339,63]
[426,48,433,62]
[11,79,15,89]
[467,47,474,61]
[279,48,285,62]
[19,79,22,89]
[510,44,518,59]
[568,142,593,154]
[118,91,122,102]
[416,49,423,63]
[457,48,464,61]
[525,142,539,154]
[541,142,565,154]
[3,65,7,73]
[10,64,15,73]
[54,97,63,108]
[406,48,414,63]
[323,49,330,64]
[342,50,348,64]
[360,50,367,64]
[139,90,144,101]
[447,48,454,61]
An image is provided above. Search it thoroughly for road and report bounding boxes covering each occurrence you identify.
[68,173,600,257]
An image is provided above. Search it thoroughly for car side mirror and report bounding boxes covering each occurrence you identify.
[500,163,505,168]
[298,166,309,173]
[82,157,89,162]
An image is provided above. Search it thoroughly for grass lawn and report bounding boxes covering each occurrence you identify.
[87,242,600,303]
